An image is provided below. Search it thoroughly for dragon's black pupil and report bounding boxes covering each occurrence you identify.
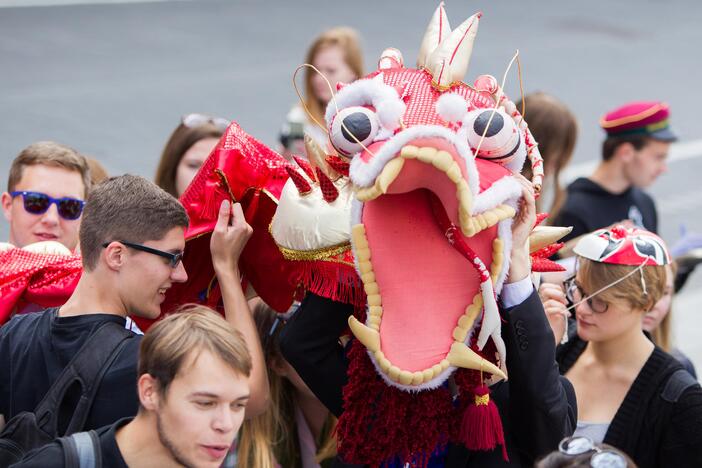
[341,112,372,143]
[473,111,504,137]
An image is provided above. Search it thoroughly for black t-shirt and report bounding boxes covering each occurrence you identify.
[554,177,658,242]
[10,417,131,468]
[0,309,141,431]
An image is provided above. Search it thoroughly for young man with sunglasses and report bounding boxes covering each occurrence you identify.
[2,141,91,251]
[0,175,268,435]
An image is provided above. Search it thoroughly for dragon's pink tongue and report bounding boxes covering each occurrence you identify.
[362,189,496,372]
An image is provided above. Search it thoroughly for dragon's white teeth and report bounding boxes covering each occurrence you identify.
[376,157,405,193]
[431,150,453,172]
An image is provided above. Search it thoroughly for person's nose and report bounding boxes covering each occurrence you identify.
[211,406,235,434]
[171,261,188,283]
[40,203,60,227]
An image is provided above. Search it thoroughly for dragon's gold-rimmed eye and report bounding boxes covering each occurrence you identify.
[329,106,380,157]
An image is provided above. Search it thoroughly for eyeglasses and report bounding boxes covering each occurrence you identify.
[182,113,229,131]
[558,436,627,468]
[102,240,184,268]
[565,277,609,314]
[10,191,85,220]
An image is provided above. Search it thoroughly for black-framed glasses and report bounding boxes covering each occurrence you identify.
[102,241,184,268]
[10,191,85,220]
[182,113,229,131]
[564,277,609,314]
[558,436,627,468]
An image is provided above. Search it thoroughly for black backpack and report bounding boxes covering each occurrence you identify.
[0,320,132,466]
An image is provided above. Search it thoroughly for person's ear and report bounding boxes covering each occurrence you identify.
[138,374,161,411]
[615,142,635,163]
[269,355,288,377]
[103,242,126,271]
[1,192,13,222]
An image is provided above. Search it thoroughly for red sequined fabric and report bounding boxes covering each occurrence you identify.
[0,249,82,324]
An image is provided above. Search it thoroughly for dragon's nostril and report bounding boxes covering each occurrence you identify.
[342,112,373,143]
[473,110,504,137]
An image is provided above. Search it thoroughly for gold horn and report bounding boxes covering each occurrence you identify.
[529,226,573,253]
[348,316,381,352]
[447,342,506,380]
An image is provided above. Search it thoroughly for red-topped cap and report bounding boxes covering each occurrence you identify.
[599,101,677,142]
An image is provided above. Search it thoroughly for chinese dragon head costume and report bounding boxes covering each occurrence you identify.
[0,3,571,465]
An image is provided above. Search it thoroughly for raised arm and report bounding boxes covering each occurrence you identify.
[210,200,270,418]
[501,177,577,460]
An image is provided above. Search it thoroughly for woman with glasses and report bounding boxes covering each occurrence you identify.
[154,113,229,198]
[543,226,702,468]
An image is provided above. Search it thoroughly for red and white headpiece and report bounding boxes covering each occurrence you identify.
[574,225,670,266]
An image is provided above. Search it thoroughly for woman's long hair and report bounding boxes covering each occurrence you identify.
[236,301,337,467]
[522,92,578,218]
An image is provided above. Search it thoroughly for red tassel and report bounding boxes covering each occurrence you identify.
[325,155,350,177]
[292,156,316,180]
[315,167,339,203]
[200,179,225,220]
[460,384,508,461]
[285,166,312,195]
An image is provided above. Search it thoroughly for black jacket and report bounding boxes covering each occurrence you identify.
[553,177,657,243]
[558,335,702,468]
[280,290,577,467]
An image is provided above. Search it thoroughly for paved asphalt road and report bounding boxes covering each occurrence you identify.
[2,0,702,368]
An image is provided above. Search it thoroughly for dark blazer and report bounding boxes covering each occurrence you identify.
[280,290,577,467]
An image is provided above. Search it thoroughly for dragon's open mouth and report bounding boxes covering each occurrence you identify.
[350,140,517,388]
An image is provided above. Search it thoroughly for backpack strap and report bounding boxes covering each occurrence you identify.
[661,368,698,403]
[59,430,102,468]
[32,320,133,436]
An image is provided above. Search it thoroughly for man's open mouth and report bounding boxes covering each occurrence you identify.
[349,138,519,388]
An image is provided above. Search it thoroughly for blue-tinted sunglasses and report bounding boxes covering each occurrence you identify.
[10,191,85,220]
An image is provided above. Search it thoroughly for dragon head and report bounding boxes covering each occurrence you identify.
[327,5,547,390]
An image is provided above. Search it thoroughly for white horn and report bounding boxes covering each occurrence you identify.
[427,12,481,90]
[417,2,451,68]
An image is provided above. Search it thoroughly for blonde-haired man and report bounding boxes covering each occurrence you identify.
[12,307,252,468]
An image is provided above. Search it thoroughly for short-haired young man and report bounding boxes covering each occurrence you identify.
[1,141,91,251]
[0,175,267,433]
[12,306,252,468]
[555,101,676,244]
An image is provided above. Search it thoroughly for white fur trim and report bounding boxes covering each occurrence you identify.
[472,175,522,215]
[350,200,364,275]
[435,93,468,123]
[376,98,406,130]
[349,124,479,199]
[505,129,528,173]
[325,73,405,132]
[494,217,513,295]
